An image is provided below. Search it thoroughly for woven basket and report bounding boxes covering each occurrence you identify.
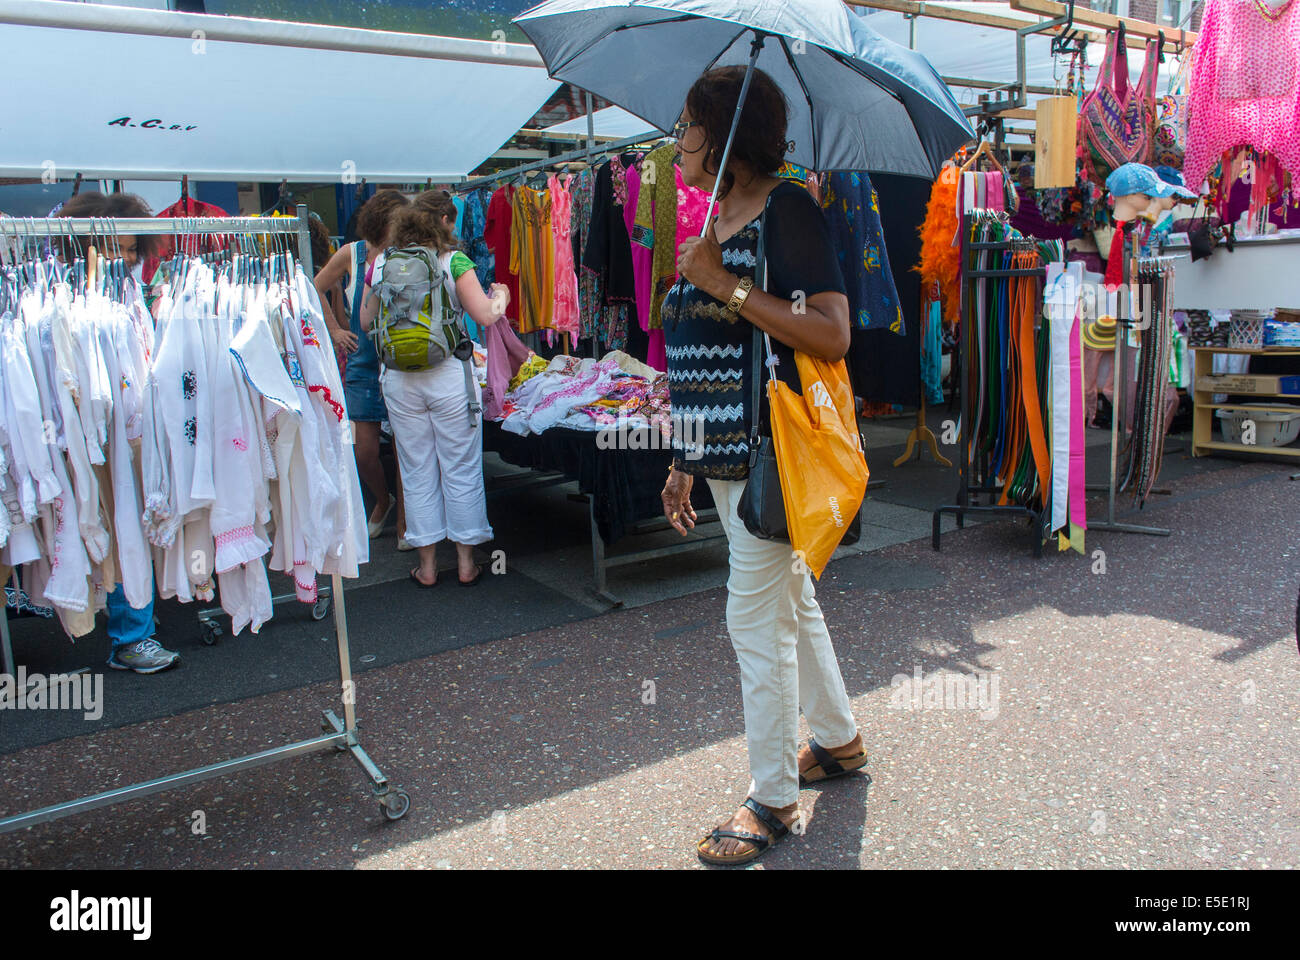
[1230,314,1265,349]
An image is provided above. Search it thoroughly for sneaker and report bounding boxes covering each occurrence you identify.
[108,638,181,674]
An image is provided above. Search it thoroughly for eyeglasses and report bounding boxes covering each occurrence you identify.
[672,119,701,140]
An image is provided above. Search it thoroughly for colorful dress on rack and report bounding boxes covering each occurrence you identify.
[631,142,683,332]
[623,160,653,335]
[461,187,495,290]
[821,171,904,335]
[582,154,642,349]
[484,186,520,327]
[1183,0,1300,201]
[548,174,580,339]
[509,184,555,334]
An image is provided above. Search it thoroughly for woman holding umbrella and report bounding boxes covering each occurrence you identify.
[663,66,867,866]
[516,0,974,867]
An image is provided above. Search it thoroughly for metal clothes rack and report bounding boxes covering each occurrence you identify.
[456,131,665,194]
[1086,234,1170,537]
[0,206,409,834]
[933,211,1049,555]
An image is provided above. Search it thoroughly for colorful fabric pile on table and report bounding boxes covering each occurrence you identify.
[497,351,672,441]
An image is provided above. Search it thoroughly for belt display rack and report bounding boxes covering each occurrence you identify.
[0,207,409,834]
[1087,233,1170,538]
[933,211,1049,555]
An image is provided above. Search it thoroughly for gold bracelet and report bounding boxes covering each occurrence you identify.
[725,275,754,319]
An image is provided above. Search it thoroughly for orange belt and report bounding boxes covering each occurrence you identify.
[999,256,1050,506]
[1016,253,1051,503]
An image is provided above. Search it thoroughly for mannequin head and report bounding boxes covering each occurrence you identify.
[1112,193,1151,222]
[1105,162,1196,223]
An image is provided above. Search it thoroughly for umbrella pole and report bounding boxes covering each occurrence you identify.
[700,32,766,232]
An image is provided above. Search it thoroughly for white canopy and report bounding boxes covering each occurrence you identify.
[540,106,662,140]
[0,0,559,182]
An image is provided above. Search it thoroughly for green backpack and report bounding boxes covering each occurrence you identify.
[369,246,480,424]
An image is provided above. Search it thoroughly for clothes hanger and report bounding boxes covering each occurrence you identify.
[960,140,1006,175]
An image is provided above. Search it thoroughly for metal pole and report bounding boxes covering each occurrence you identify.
[0,0,545,67]
[585,91,595,162]
[457,131,658,193]
[1090,231,1169,537]
[701,32,767,230]
[0,592,14,697]
[295,203,313,274]
[331,572,357,733]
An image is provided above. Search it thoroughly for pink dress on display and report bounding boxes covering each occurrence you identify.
[675,165,710,255]
[548,173,581,339]
[621,163,654,335]
[1182,0,1300,201]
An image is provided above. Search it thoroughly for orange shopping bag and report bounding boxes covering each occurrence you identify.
[767,351,869,579]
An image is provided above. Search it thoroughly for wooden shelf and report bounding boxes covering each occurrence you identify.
[1192,344,1300,462]
[1192,440,1300,458]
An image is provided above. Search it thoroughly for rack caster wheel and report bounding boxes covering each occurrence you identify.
[200,622,223,646]
[379,790,410,821]
[311,596,332,621]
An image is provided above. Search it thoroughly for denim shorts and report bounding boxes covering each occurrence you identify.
[344,338,388,423]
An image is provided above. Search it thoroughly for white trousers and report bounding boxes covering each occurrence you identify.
[380,363,493,548]
[707,477,859,808]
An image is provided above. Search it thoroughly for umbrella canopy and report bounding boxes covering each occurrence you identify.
[514,0,975,178]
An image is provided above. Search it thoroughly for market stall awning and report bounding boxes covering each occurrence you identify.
[540,106,663,141]
[0,0,559,182]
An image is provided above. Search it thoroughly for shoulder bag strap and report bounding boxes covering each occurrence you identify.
[750,190,778,450]
[1109,28,1130,102]
[349,239,367,332]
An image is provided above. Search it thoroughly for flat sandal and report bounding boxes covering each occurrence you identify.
[799,737,869,787]
[696,797,793,867]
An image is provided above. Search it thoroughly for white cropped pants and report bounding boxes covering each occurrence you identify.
[380,362,493,548]
[706,477,858,808]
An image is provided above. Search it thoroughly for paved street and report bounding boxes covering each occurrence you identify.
[1,437,1295,869]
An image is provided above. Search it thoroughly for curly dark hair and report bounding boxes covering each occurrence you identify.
[355,190,411,247]
[685,66,789,199]
[56,190,161,260]
[389,202,458,254]
[413,190,460,245]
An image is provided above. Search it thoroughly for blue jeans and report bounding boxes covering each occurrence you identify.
[106,584,154,651]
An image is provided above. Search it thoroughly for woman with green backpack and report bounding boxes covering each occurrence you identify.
[315,190,411,545]
[360,192,510,587]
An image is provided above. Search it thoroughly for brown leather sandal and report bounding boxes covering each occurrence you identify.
[799,737,869,787]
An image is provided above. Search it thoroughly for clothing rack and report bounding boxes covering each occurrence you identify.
[456,131,664,194]
[0,576,14,703]
[1086,233,1171,538]
[0,206,410,833]
[933,211,1049,555]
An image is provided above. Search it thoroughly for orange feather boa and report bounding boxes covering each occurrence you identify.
[916,174,960,328]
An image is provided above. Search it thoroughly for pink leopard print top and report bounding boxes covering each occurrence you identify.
[1183,0,1300,202]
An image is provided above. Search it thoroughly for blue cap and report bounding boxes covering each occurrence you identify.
[1106,162,1196,199]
